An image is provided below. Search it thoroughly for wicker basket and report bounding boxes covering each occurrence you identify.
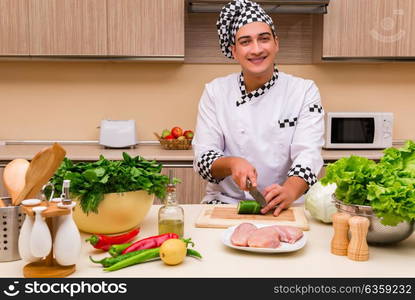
[154,132,192,150]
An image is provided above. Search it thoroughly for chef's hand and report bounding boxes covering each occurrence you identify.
[261,177,308,216]
[261,184,296,216]
[229,157,257,191]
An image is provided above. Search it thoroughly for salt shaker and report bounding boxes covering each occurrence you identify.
[331,212,351,256]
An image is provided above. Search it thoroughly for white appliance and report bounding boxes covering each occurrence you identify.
[324,112,393,149]
[99,120,137,148]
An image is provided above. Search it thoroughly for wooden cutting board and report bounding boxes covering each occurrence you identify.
[195,204,309,230]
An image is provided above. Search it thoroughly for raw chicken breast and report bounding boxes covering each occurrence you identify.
[231,223,257,247]
[247,226,280,248]
[271,226,303,244]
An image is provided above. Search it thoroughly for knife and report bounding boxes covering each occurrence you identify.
[246,178,267,208]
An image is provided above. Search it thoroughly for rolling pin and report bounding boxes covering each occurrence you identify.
[347,216,370,261]
[331,212,351,256]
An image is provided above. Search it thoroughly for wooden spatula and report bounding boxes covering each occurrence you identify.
[14,143,66,205]
[25,143,66,200]
[13,146,53,205]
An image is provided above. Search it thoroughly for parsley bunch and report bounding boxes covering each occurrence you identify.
[49,152,169,214]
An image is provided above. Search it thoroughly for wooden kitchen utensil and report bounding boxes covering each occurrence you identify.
[195,204,309,230]
[14,143,66,205]
[347,216,370,262]
[13,147,53,205]
[25,143,66,200]
[331,212,351,256]
[3,159,30,205]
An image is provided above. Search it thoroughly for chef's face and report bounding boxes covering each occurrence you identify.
[231,22,279,77]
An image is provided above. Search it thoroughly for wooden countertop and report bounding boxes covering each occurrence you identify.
[0,144,194,162]
[0,143,387,162]
[1,204,414,278]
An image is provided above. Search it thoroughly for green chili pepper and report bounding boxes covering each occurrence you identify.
[104,248,161,272]
[181,238,194,248]
[187,248,202,259]
[108,243,132,257]
[89,249,148,268]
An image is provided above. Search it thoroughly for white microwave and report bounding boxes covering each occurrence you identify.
[324,112,393,149]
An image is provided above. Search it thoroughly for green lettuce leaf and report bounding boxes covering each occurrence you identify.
[321,155,378,205]
[321,140,415,226]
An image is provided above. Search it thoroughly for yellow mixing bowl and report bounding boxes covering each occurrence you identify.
[73,190,154,234]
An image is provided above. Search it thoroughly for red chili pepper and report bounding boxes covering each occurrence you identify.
[122,233,179,254]
[85,228,140,251]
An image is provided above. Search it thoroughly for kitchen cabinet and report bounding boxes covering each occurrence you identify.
[107,0,184,57]
[29,0,107,56]
[0,0,29,55]
[322,0,415,58]
[0,0,184,58]
[158,165,207,205]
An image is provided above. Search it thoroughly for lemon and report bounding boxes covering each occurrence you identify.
[159,239,187,265]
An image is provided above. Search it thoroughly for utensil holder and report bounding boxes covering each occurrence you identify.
[0,197,25,262]
[21,202,76,278]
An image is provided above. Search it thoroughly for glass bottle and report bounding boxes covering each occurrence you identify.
[61,180,72,205]
[158,171,184,238]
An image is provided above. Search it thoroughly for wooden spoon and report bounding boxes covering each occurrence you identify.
[25,143,66,200]
[13,146,52,205]
[3,158,30,204]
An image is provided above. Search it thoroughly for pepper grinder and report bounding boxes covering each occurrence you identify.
[331,212,351,256]
[347,216,370,261]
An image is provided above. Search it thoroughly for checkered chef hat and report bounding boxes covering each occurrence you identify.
[216,0,276,59]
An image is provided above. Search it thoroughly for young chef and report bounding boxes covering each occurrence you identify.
[192,0,324,216]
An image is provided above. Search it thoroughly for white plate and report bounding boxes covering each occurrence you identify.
[222,224,307,253]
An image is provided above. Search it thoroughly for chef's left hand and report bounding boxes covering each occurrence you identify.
[260,184,297,216]
[261,176,309,216]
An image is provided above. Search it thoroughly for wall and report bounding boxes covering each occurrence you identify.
[0,61,414,141]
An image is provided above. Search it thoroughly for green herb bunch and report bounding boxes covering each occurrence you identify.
[49,152,169,214]
[321,140,415,226]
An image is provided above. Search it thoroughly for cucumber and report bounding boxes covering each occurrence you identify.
[237,200,261,214]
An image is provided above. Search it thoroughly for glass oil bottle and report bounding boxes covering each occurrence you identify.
[158,170,184,238]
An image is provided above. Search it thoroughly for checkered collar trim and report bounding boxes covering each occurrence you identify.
[237,66,279,107]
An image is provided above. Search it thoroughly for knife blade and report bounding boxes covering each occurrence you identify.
[246,178,267,208]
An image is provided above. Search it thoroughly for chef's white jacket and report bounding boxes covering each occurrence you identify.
[192,71,324,204]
